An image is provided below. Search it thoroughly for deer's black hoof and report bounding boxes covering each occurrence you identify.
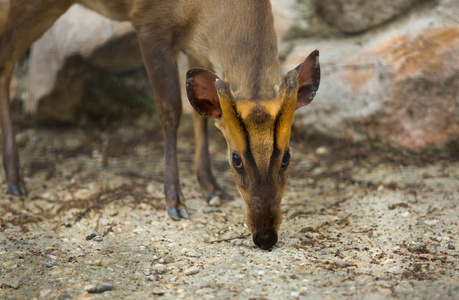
[167,207,189,221]
[8,183,28,196]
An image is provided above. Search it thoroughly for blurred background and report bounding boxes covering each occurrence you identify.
[7,0,459,154]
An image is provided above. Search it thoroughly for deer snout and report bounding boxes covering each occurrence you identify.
[253,230,278,250]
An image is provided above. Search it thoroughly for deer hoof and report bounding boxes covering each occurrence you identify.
[8,183,28,196]
[166,207,189,221]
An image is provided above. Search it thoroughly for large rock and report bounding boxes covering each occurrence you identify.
[26,4,146,123]
[284,10,459,150]
[317,0,421,33]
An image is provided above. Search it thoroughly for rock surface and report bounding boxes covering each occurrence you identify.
[26,4,145,123]
[317,0,420,33]
[284,2,459,150]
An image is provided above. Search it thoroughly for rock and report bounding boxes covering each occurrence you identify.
[143,264,151,276]
[447,243,455,250]
[153,263,167,274]
[4,278,20,289]
[181,248,200,257]
[84,283,114,293]
[184,266,200,276]
[424,220,439,226]
[40,289,52,298]
[407,242,427,253]
[96,283,114,293]
[43,259,57,268]
[334,259,350,268]
[26,4,150,123]
[208,195,222,206]
[231,239,243,246]
[84,284,97,293]
[93,235,103,242]
[318,0,420,33]
[284,14,459,151]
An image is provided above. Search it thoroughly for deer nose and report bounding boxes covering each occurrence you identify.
[253,231,278,250]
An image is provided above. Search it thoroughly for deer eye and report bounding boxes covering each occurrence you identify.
[232,153,244,171]
[281,149,291,168]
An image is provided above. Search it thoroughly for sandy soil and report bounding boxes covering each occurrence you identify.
[0,113,458,299]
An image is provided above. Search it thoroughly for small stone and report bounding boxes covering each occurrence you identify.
[84,284,97,293]
[184,266,200,276]
[153,263,166,274]
[40,289,52,297]
[447,243,455,250]
[4,278,20,289]
[208,196,221,206]
[407,242,426,253]
[334,259,350,268]
[424,220,438,226]
[96,283,113,293]
[181,248,199,257]
[43,259,57,268]
[316,146,328,155]
[162,255,175,264]
[96,259,102,267]
[231,239,242,246]
[143,264,151,276]
[84,283,114,293]
[146,183,154,194]
[147,275,157,281]
[93,235,103,242]
[43,247,54,254]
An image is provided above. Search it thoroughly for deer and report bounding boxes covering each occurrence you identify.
[0,0,320,250]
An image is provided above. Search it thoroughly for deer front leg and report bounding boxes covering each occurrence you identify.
[192,111,224,202]
[136,33,188,221]
[0,75,27,195]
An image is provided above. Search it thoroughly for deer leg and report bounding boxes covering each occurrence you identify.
[0,1,71,195]
[136,30,189,221]
[192,111,225,202]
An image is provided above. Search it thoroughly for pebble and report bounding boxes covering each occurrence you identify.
[84,284,97,293]
[146,275,156,281]
[40,289,52,297]
[334,259,350,268]
[184,266,200,276]
[153,263,167,274]
[146,183,155,194]
[43,259,57,268]
[407,242,426,252]
[4,278,20,289]
[424,220,438,226]
[93,235,103,242]
[447,243,455,250]
[181,248,199,257]
[84,283,114,293]
[231,239,242,246]
[316,146,328,155]
[143,264,151,276]
[208,195,221,206]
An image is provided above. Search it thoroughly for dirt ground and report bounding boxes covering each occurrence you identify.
[0,111,458,299]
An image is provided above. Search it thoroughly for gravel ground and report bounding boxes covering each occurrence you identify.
[0,114,458,299]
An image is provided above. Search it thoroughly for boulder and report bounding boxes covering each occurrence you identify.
[26,4,146,123]
[284,11,459,150]
[317,0,421,33]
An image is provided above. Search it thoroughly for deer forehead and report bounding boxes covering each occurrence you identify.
[224,99,290,175]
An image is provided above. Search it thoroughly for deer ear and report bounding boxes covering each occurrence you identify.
[186,68,222,119]
[286,50,320,110]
